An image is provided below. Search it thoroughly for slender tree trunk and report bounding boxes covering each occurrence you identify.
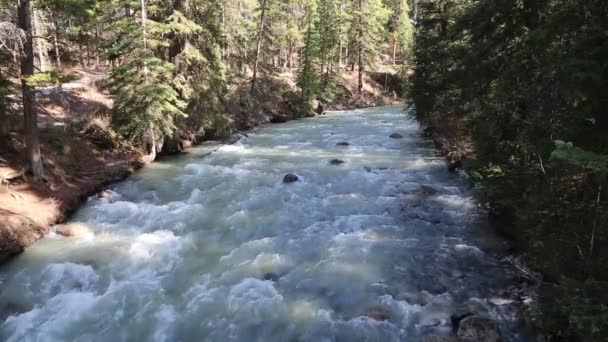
[53,28,61,69]
[288,41,293,68]
[95,24,100,67]
[51,12,61,69]
[33,9,46,72]
[221,0,227,60]
[78,38,85,67]
[0,67,8,143]
[250,0,267,94]
[392,38,397,65]
[18,0,44,180]
[357,0,363,96]
[338,42,343,69]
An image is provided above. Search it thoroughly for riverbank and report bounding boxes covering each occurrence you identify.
[0,68,401,264]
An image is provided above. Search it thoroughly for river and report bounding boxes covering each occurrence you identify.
[0,106,528,341]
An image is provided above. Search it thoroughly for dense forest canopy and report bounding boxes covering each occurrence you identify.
[411,0,608,340]
[0,0,414,173]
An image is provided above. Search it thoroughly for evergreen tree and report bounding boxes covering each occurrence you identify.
[297,3,320,102]
[108,0,187,160]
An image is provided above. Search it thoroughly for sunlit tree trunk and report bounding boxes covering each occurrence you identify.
[51,11,61,69]
[357,0,363,95]
[33,9,46,72]
[0,67,8,143]
[18,0,44,180]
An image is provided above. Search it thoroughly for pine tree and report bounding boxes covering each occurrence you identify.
[108,0,187,160]
[347,0,390,95]
[297,3,320,102]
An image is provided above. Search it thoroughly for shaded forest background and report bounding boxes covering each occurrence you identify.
[411,0,607,340]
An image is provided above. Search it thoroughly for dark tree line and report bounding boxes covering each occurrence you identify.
[412,0,608,340]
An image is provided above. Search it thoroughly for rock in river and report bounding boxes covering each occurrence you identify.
[262,272,280,282]
[329,159,345,165]
[389,132,403,139]
[336,141,350,146]
[363,305,392,321]
[56,223,93,238]
[283,173,299,183]
[457,316,502,342]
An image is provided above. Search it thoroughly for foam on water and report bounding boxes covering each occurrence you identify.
[0,105,527,341]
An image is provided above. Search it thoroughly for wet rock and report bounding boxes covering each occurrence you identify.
[329,159,345,165]
[0,302,30,321]
[270,114,289,123]
[283,173,299,183]
[413,185,438,197]
[315,102,325,115]
[389,132,403,139]
[363,166,372,172]
[0,211,48,263]
[336,141,350,146]
[262,272,280,282]
[457,316,502,342]
[450,311,474,331]
[448,160,463,173]
[425,335,457,342]
[56,223,93,238]
[363,305,392,321]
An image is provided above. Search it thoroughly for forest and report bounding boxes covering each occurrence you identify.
[0,0,607,340]
[411,0,607,340]
[0,0,413,179]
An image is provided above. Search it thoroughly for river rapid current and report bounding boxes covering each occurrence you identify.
[0,106,529,341]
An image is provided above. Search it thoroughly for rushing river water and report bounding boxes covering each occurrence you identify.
[0,106,529,341]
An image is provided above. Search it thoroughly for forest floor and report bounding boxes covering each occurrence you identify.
[0,66,401,264]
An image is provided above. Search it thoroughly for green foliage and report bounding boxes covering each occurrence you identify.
[543,278,608,340]
[109,57,187,141]
[25,71,60,86]
[550,141,608,173]
[411,0,608,340]
[297,5,320,102]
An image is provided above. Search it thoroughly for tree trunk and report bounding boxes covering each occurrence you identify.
[250,0,267,94]
[51,12,61,69]
[95,24,100,67]
[33,9,46,72]
[392,38,397,65]
[53,28,61,69]
[78,39,85,67]
[357,0,363,96]
[18,0,44,180]
[0,68,8,143]
[288,41,293,68]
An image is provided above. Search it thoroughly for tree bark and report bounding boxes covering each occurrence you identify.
[33,9,46,72]
[250,0,267,94]
[51,12,61,69]
[357,0,363,96]
[18,0,44,180]
[392,38,397,65]
[0,67,8,143]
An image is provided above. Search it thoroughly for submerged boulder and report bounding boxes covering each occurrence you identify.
[329,159,345,165]
[457,316,502,342]
[56,223,93,238]
[363,305,392,321]
[336,141,350,146]
[283,173,299,183]
[425,336,457,342]
[262,272,280,282]
[389,133,403,139]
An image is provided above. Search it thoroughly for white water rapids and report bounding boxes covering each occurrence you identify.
[0,106,529,341]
